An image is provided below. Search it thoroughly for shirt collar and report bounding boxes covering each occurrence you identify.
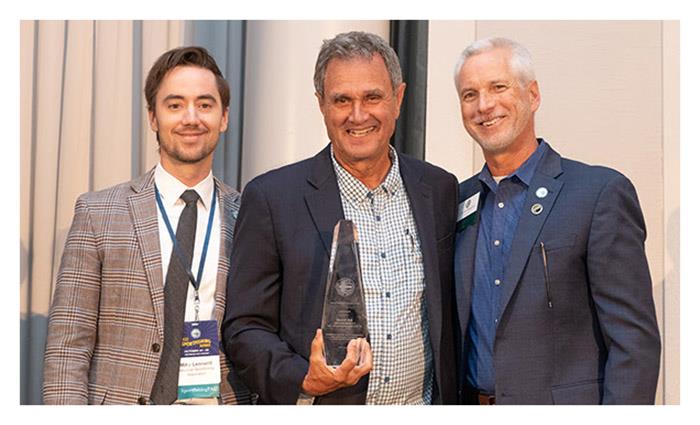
[154,162,215,210]
[330,145,401,204]
[478,138,547,192]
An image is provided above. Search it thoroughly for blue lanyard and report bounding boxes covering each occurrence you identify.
[154,184,217,294]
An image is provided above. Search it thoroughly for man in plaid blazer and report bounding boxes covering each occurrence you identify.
[42,46,250,405]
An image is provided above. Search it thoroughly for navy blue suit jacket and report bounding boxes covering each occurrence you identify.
[223,145,459,404]
[455,142,660,404]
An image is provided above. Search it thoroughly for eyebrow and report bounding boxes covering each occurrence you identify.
[330,89,386,101]
[162,94,219,103]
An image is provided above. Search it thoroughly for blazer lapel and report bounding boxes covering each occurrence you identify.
[399,156,443,381]
[304,146,344,257]
[497,145,564,322]
[214,179,240,325]
[127,169,165,340]
[454,178,484,340]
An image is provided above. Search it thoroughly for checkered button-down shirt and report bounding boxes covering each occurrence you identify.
[331,146,433,405]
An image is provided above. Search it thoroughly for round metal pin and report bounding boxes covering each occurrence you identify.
[536,187,548,198]
[531,203,544,215]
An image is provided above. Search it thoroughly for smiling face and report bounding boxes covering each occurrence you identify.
[316,54,405,171]
[148,65,229,171]
[456,48,540,155]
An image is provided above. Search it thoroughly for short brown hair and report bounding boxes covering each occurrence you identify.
[144,46,230,112]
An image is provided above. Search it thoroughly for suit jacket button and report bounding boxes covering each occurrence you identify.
[137,396,149,405]
[152,343,161,353]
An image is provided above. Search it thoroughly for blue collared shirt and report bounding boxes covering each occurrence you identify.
[467,140,547,393]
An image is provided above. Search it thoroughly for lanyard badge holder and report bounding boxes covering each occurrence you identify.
[155,185,221,402]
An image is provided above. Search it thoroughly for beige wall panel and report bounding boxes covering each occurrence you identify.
[53,21,94,290]
[662,20,680,405]
[475,20,666,403]
[140,21,186,173]
[425,21,476,182]
[241,21,390,187]
[31,21,66,313]
[93,21,133,190]
[20,21,35,316]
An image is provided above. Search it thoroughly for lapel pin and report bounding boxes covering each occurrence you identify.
[531,203,544,215]
[536,187,548,198]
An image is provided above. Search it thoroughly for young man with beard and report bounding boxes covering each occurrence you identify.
[43,46,249,405]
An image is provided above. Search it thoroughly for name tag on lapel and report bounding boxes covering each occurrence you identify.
[456,192,480,232]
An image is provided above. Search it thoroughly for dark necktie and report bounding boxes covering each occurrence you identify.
[150,189,200,404]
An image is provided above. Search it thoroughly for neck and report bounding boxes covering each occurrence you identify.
[484,137,538,177]
[160,158,212,187]
[335,150,392,191]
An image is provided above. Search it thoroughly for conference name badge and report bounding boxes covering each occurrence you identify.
[178,320,221,400]
[456,192,480,232]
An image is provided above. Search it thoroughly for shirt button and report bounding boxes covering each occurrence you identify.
[380,252,386,259]
[384,377,390,383]
[151,343,161,353]
[385,292,391,298]
[494,240,501,247]
[387,334,392,340]
[375,215,381,221]
[494,279,501,286]
[498,202,505,209]
[137,396,149,405]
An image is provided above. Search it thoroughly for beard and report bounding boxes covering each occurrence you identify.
[157,134,218,164]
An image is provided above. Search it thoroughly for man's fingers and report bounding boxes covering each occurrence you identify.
[347,339,372,384]
[357,338,370,366]
[346,338,362,364]
[309,329,325,363]
[334,339,359,380]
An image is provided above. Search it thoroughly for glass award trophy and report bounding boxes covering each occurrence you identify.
[321,219,369,367]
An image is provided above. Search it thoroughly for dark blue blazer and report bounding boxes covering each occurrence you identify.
[455,142,661,404]
[223,145,459,404]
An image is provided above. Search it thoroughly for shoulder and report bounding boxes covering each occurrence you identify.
[244,156,316,192]
[560,157,634,192]
[75,179,137,207]
[399,153,457,184]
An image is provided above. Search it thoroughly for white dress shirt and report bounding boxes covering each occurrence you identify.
[154,163,220,322]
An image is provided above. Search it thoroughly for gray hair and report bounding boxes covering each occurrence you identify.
[314,31,403,97]
[453,37,536,88]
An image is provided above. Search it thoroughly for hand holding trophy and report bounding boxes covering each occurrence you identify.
[301,220,372,397]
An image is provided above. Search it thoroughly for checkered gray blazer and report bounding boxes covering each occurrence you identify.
[42,169,251,404]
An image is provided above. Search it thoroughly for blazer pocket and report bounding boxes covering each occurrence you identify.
[551,378,603,405]
[534,233,578,253]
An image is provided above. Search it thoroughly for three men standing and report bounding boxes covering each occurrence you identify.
[42,32,662,407]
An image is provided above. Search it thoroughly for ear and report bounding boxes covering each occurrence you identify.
[148,110,158,132]
[394,82,406,118]
[315,92,325,112]
[528,80,541,113]
[219,106,230,133]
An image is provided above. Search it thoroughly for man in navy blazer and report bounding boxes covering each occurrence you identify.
[453,37,661,404]
[222,31,458,405]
